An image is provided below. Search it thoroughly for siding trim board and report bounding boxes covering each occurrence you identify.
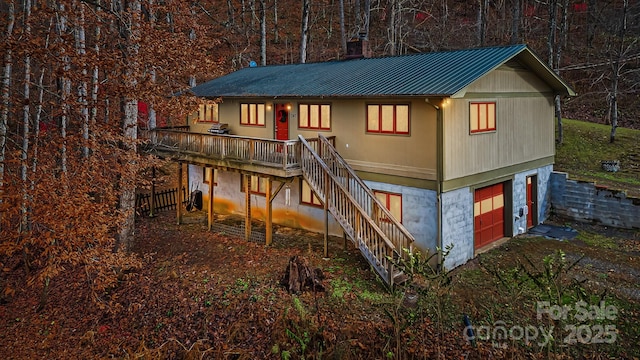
[462,92,555,99]
[442,156,554,192]
[356,170,438,190]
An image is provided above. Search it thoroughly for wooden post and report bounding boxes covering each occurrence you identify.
[207,167,214,231]
[149,167,156,217]
[323,172,330,258]
[265,178,273,246]
[177,163,183,225]
[244,175,252,241]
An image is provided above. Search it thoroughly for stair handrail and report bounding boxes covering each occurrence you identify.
[317,134,415,257]
[298,135,398,285]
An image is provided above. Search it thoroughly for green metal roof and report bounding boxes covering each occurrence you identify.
[190,44,576,98]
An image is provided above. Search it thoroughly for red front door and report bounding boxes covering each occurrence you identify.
[474,183,505,249]
[526,176,535,228]
[275,104,289,140]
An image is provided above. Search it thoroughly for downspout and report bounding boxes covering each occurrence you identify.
[427,98,445,270]
[436,101,444,271]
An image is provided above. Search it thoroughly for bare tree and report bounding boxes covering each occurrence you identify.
[117,0,142,251]
[260,0,267,66]
[511,0,521,44]
[477,0,488,46]
[339,0,346,53]
[0,0,15,195]
[608,0,630,143]
[300,0,310,63]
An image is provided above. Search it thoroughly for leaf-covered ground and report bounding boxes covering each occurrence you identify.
[1,211,639,359]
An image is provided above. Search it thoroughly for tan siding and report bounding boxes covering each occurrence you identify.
[443,96,554,181]
[193,98,439,181]
[463,68,553,94]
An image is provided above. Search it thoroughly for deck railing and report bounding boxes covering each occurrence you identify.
[147,128,335,172]
[149,129,300,169]
[316,134,415,258]
[299,135,398,286]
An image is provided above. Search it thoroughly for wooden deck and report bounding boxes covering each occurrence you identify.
[144,128,329,178]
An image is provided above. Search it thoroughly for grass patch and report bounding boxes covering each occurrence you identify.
[556,119,640,196]
[575,231,619,250]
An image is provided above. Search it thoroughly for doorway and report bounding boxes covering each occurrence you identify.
[526,175,538,228]
[274,104,289,140]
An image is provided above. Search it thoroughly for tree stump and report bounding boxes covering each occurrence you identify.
[280,256,325,294]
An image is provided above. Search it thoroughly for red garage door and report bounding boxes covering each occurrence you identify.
[474,183,505,249]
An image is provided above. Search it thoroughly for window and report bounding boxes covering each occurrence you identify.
[299,104,331,130]
[470,102,496,133]
[240,103,265,126]
[373,190,402,223]
[203,167,217,185]
[300,179,323,207]
[241,175,267,195]
[367,104,409,134]
[198,103,218,123]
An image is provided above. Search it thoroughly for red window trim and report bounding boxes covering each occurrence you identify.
[197,104,219,123]
[202,167,217,186]
[298,104,331,131]
[470,101,496,134]
[240,103,266,127]
[366,104,410,135]
[240,175,266,196]
[300,179,323,207]
[373,190,403,223]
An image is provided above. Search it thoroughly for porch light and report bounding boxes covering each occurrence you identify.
[266,103,272,110]
[286,104,292,110]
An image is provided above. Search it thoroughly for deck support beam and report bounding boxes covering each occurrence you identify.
[323,173,330,258]
[265,181,286,246]
[207,167,215,231]
[244,175,252,241]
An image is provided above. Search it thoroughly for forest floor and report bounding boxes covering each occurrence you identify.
[1,211,639,359]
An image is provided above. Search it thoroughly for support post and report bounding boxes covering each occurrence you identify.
[323,172,330,258]
[265,178,273,246]
[244,175,252,241]
[149,167,156,217]
[177,163,183,225]
[207,167,214,231]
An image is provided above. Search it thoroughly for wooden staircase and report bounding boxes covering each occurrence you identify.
[298,135,415,287]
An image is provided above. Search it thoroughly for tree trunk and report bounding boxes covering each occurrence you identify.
[21,0,32,232]
[75,1,90,159]
[609,0,628,143]
[587,0,596,48]
[363,0,371,37]
[339,0,346,54]
[0,0,15,194]
[118,0,141,252]
[273,0,279,43]
[547,0,557,68]
[280,256,325,294]
[477,0,488,46]
[510,0,520,44]
[227,0,235,26]
[56,2,71,181]
[300,0,310,63]
[260,0,266,66]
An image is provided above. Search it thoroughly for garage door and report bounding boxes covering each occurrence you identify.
[474,183,505,249]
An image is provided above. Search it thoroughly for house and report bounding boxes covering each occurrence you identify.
[148,44,575,285]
